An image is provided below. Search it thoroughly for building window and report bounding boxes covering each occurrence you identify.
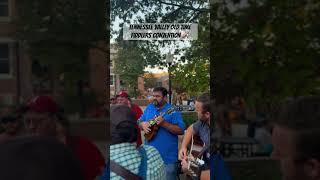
[0,43,10,74]
[110,59,114,68]
[0,0,9,17]
[110,74,115,86]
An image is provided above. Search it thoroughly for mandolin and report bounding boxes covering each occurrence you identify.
[144,107,175,141]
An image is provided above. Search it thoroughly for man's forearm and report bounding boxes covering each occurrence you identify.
[161,121,184,135]
[181,125,194,149]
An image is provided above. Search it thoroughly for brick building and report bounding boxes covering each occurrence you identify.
[0,0,107,106]
[0,0,33,105]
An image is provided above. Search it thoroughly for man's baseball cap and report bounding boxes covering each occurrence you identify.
[117,91,129,98]
[26,96,59,114]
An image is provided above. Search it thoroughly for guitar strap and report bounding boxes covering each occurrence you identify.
[196,145,209,159]
[110,146,147,180]
[110,160,143,180]
[138,146,147,179]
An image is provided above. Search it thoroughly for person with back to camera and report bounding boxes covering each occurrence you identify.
[108,105,166,180]
[0,136,85,180]
[22,95,105,180]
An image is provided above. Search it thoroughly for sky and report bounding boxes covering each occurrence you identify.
[110,2,196,73]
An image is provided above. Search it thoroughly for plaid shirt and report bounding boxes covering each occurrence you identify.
[110,143,166,180]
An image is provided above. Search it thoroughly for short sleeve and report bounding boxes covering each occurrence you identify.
[171,111,185,130]
[139,105,149,122]
[192,120,202,134]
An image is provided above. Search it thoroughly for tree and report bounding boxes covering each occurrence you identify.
[212,0,320,109]
[111,0,210,95]
[17,0,107,115]
[144,73,158,90]
[171,12,210,96]
[172,59,210,96]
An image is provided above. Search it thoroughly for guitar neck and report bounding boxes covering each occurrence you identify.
[148,108,173,125]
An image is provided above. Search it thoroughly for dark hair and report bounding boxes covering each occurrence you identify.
[196,93,211,114]
[110,105,137,144]
[153,87,168,97]
[111,121,137,144]
[0,136,85,180]
[276,96,320,161]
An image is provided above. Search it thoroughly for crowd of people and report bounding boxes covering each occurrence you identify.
[0,95,105,180]
[1,86,319,180]
[108,87,210,180]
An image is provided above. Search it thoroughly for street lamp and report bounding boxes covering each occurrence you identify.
[166,53,174,104]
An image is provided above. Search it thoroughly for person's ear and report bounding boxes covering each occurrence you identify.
[304,158,320,179]
[205,112,210,120]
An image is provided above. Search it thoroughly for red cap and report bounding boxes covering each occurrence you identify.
[118,91,129,98]
[26,96,59,114]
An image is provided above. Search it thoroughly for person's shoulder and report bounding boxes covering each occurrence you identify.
[145,103,155,110]
[132,104,143,111]
[142,145,162,157]
[132,103,141,108]
[193,120,203,127]
[142,144,158,152]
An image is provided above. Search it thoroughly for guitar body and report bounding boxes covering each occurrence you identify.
[144,124,159,141]
[185,135,206,179]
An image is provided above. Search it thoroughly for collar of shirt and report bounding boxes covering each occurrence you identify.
[150,102,171,114]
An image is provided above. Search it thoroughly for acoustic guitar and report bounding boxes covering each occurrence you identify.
[144,107,175,141]
[184,135,208,179]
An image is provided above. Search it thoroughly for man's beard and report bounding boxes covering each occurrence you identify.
[154,100,165,107]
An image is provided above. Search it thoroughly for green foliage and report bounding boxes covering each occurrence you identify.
[172,13,210,96]
[114,41,162,96]
[172,59,210,96]
[181,112,197,128]
[211,0,320,107]
[111,0,210,95]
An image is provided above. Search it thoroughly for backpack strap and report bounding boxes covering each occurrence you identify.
[137,146,148,179]
[110,160,143,180]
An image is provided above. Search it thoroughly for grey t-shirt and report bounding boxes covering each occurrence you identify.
[193,120,210,168]
[193,120,210,146]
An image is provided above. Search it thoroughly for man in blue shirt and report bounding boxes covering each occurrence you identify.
[140,87,185,180]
